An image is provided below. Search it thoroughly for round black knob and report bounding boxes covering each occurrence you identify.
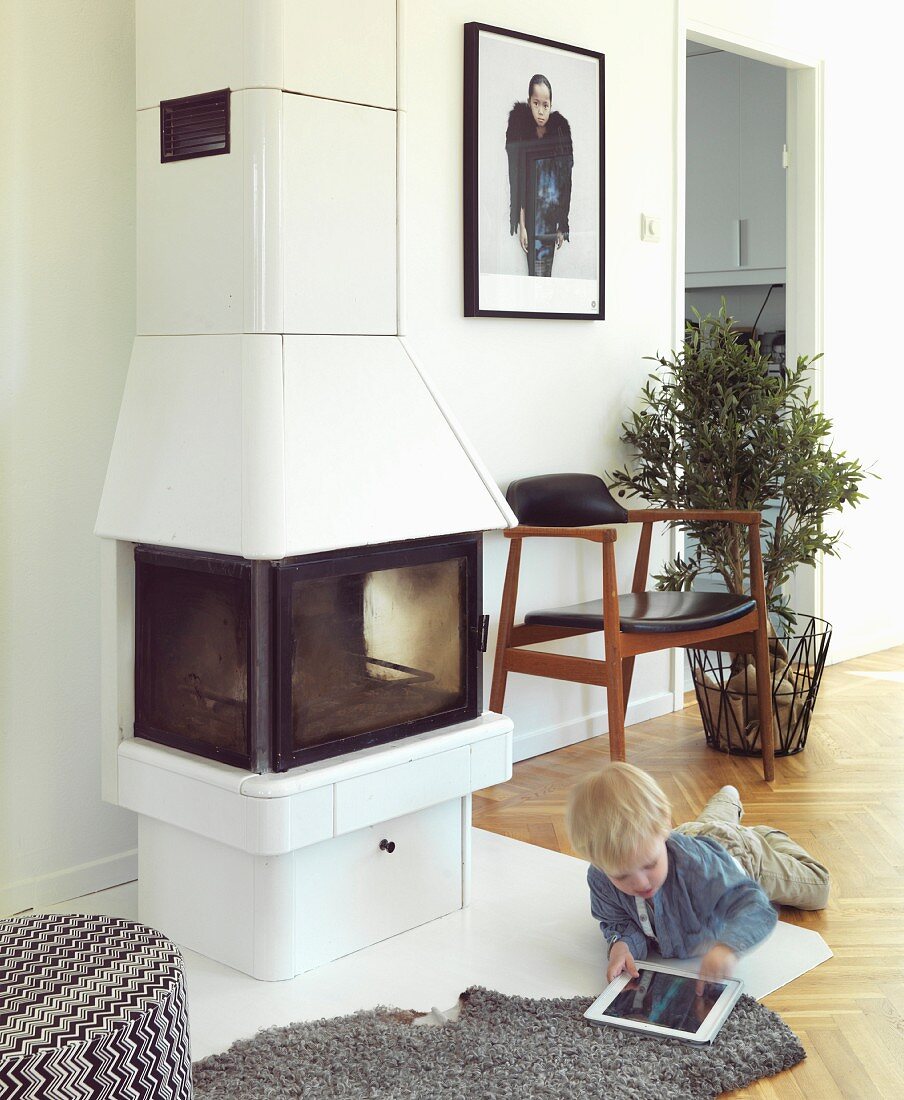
[379,839,396,853]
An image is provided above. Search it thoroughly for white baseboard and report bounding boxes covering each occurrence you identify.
[0,880,34,919]
[512,692,675,763]
[1,849,138,918]
[826,630,904,667]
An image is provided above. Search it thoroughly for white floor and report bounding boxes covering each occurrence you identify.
[45,829,830,1062]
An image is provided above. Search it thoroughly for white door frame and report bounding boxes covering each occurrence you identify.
[671,11,825,709]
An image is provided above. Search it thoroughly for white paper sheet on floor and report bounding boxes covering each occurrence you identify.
[648,918,833,1001]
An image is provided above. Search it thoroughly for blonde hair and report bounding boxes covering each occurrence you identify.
[566,763,672,873]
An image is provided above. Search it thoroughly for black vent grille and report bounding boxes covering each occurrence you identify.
[160,89,230,163]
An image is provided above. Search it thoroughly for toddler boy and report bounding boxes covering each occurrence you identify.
[566,763,829,985]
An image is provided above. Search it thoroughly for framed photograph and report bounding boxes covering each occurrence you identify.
[463,22,605,320]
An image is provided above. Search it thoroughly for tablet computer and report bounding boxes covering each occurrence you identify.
[583,962,743,1044]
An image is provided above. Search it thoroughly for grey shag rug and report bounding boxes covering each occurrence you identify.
[193,986,805,1099]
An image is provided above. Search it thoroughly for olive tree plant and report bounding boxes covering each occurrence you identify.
[608,307,871,631]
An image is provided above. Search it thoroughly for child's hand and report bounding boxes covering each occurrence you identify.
[606,941,640,984]
[696,943,738,993]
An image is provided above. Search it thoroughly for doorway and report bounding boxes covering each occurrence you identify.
[672,23,824,706]
[685,42,787,375]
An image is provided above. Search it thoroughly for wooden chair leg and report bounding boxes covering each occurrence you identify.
[748,521,775,782]
[618,523,648,726]
[753,621,776,781]
[602,540,626,761]
[621,656,636,719]
[489,538,522,714]
[606,668,627,761]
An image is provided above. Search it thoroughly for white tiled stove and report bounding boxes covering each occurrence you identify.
[96,1,515,981]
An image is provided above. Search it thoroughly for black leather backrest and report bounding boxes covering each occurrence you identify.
[506,473,628,526]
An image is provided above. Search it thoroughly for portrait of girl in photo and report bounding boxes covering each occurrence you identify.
[505,74,574,277]
[464,22,602,317]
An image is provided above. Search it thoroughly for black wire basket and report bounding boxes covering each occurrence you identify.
[688,615,832,757]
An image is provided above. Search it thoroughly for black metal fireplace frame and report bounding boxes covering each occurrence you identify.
[133,535,483,773]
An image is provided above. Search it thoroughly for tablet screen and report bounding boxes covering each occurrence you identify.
[602,970,727,1034]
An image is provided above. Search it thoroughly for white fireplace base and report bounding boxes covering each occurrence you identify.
[118,714,513,980]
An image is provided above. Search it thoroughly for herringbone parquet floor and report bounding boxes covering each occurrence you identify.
[473,645,904,1098]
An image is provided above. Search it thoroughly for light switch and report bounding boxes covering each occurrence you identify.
[641,214,662,243]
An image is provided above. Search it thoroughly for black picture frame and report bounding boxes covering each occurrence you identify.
[463,22,605,320]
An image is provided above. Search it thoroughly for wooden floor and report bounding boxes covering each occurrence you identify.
[474,645,904,1099]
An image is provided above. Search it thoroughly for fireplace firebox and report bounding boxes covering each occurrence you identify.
[134,535,485,772]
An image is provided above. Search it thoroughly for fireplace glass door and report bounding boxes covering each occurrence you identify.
[134,548,255,768]
[276,536,480,768]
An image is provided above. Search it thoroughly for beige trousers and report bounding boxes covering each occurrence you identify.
[674,787,830,911]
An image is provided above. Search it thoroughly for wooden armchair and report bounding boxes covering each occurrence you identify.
[489,474,775,781]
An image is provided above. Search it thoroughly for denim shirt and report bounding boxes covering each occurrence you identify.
[588,832,777,961]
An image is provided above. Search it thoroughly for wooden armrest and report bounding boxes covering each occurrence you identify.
[625,508,761,526]
[504,525,618,544]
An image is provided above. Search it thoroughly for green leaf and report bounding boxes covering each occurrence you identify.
[607,304,875,601]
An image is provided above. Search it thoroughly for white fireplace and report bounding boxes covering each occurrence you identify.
[96,0,515,980]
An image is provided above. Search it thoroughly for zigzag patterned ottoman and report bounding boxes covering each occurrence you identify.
[0,913,192,1099]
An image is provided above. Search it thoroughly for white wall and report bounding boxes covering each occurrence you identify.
[404,0,678,759]
[684,0,904,661]
[0,1,138,913]
[817,25,904,662]
[3,0,901,909]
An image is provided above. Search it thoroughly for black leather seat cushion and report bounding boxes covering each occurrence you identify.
[524,591,757,634]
